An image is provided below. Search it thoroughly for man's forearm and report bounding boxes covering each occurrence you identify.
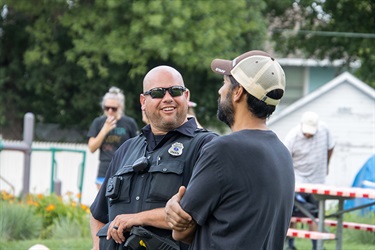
[90,214,105,250]
[138,208,171,229]
[172,222,196,244]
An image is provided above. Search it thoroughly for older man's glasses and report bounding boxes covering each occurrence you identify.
[143,86,186,99]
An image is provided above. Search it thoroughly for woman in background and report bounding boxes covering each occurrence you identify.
[87,87,139,189]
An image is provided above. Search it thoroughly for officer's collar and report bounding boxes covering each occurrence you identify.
[141,117,197,139]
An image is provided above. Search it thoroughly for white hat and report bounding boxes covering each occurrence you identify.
[301,111,319,135]
[210,50,285,106]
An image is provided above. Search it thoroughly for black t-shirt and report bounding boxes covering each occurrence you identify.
[87,115,139,177]
[181,129,295,250]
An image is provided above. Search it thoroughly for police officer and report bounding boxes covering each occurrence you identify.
[89,65,218,250]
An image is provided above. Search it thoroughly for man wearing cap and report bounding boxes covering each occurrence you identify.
[284,111,335,184]
[283,111,335,250]
[165,50,295,249]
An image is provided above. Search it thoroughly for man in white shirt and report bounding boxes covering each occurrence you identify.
[284,111,335,184]
[284,111,335,250]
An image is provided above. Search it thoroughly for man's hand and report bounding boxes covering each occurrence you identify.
[106,214,140,244]
[165,186,194,231]
[106,208,170,244]
[166,186,197,243]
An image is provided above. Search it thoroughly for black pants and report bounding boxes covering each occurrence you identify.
[292,192,319,218]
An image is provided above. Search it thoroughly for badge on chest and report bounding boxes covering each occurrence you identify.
[168,142,184,156]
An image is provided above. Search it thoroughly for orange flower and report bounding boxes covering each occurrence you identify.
[80,204,90,213]
[46,204,55,211]
[1,190,14,201]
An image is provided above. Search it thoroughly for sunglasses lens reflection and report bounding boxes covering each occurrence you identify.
[145,86,186,99]
[169,87,185,97]
[150,89,165,98]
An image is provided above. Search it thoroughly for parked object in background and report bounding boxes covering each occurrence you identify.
[344,154,375,215]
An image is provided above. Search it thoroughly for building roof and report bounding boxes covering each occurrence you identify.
[277,58,361,68]
[269,72,375,125]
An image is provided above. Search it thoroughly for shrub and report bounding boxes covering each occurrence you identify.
[0,190,90,241]
[52,216,90,239]
[0,201,42,241]
[25,192,90,238]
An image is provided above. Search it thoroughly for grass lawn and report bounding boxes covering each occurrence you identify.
[291,238,374,250]
[1,236,375,250]
[0,238,92,250]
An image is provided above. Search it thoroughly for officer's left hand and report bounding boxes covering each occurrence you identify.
[107,214,140,244]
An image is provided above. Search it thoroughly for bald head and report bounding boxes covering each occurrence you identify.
[140,65,189,134]
[143,66,185,91]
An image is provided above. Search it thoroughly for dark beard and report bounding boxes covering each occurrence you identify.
[217,94,235,128]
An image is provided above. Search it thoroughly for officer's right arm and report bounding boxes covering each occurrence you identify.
[90,214,105,250]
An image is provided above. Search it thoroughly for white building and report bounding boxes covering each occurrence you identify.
[268,72,375,187]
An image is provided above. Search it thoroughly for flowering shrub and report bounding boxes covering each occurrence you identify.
[0,190,90,240]
[26,192,89,227]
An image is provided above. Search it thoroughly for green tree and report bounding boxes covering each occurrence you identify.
[0,0,269,140]
[270,0,375,87]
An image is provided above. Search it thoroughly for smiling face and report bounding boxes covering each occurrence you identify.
[140,66,189,135]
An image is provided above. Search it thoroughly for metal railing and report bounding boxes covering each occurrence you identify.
[32,147,86,203]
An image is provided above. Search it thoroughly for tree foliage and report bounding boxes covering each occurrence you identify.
[270,0,375,87]
[0,0,268,140]
[1,0,373,141]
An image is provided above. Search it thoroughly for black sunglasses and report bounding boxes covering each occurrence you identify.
[104,106,118,112]
[143,86,186,99]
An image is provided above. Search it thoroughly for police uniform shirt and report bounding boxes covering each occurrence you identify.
[90,118,217,237]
